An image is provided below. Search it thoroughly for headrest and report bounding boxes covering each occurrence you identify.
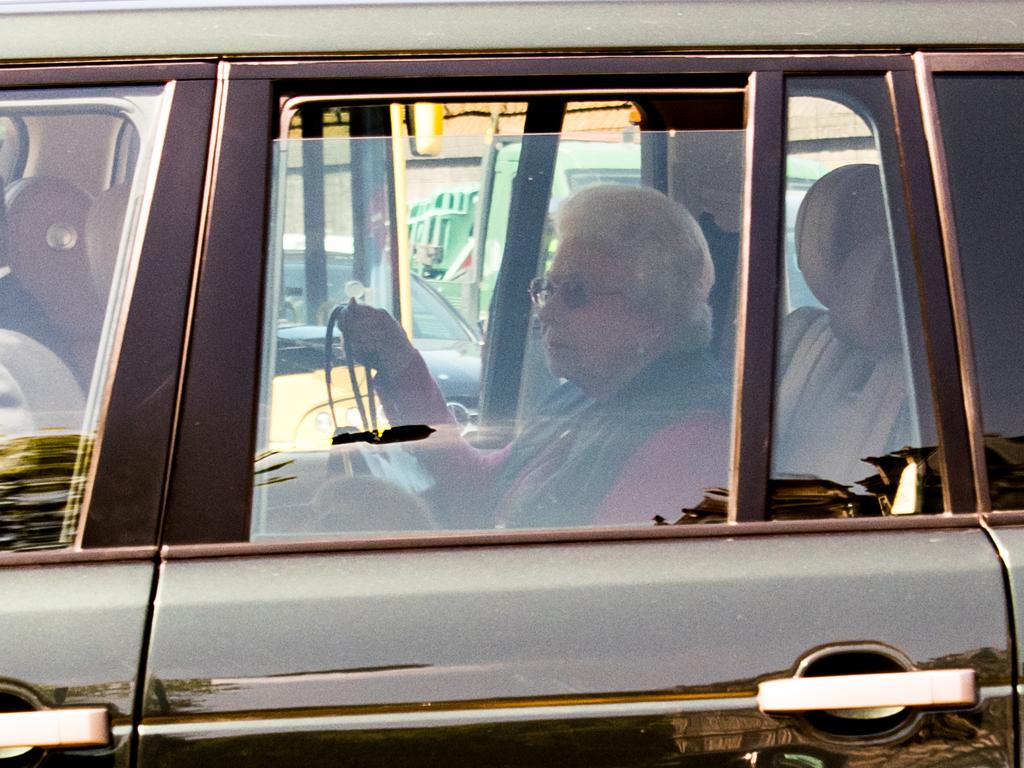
[85,185,130,298]
[795,164,900,351]
[4,176,99,342]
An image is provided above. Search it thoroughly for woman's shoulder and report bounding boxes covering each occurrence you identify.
[590,407,730,526]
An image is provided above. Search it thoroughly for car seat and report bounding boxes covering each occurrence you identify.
[4,176,100,386]
[0,329,86,434]
[773,163,911,487]
[85,184,129,300]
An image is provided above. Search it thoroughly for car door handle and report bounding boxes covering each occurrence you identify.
[757,669,977,713]
[0,707,109,749]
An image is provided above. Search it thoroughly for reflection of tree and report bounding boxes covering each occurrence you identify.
[254,449,296,488]
[147,676,240,716]
[985,435,1024,510]
[0,432,87,552]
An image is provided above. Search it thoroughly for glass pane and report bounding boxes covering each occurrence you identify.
[253,97,743,538]
[0,85,168,551]
[771,78,942,518]
[934,73,1024,510]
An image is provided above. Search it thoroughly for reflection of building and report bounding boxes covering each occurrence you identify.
[985,434,1024,509]
[788,96,877,171]
[0,432,85,551]
[284,102,639,238]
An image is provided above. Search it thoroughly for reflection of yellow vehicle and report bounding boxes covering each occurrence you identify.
[267,275,482,451]
[268,364,380,450]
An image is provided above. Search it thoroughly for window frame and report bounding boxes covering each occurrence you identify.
[162,53,975,549]
[0,61,217,558]
[764,73,962,516]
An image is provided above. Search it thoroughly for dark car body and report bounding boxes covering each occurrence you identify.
[0,3,1023,768]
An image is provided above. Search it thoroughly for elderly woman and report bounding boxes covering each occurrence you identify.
[342,184,729,528]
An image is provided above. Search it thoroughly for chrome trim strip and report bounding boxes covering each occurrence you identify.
[161,514,984,559]
[0,546,156,568]
[913,52,990,512]
[140,695,755,736]
[729,71,758,524]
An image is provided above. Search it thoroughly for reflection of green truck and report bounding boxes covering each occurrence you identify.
[409,140,642,325]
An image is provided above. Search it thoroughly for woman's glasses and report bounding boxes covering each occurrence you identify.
[528,277,622,310]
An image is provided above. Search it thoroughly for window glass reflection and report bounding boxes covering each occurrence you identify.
[253,99,744,537]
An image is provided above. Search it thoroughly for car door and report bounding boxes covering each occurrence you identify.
[0,64,213,765]
[916,52,1024,767]
[140,56,1014,768]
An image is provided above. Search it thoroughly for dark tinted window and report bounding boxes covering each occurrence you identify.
[934,73,1024,510]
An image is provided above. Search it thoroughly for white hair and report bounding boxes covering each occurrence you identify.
[555,184,715,351]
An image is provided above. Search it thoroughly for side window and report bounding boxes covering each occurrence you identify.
[933,73,1024,510]
[770,78,942,517]
[253,93,744,538]
[0,86,168,551]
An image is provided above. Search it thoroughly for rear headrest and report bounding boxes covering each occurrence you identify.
[795,163,900,351]
[85,184,130,298]
[4,176,99,343]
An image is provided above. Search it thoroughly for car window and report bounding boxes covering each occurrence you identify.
[770,77,942,517]
[0,85,168,552]
[933,73,1024,510]
[252,95,743,538]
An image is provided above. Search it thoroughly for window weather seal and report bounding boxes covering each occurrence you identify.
[729,69,784,524]
[909,54,990,513]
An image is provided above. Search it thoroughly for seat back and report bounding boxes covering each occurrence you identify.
[85,184,130,299]
[0,329,85,434]
[4,176,100,384]
[774,164,910,486]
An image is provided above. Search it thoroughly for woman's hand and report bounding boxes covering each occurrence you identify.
[339,299,418,378]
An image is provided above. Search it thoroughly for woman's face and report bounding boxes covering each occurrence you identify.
[537,234,665,398]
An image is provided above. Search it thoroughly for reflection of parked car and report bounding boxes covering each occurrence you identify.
[271,270,481,447]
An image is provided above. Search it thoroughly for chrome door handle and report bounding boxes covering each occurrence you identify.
[757,669,977,713]
[0,707,109,749]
